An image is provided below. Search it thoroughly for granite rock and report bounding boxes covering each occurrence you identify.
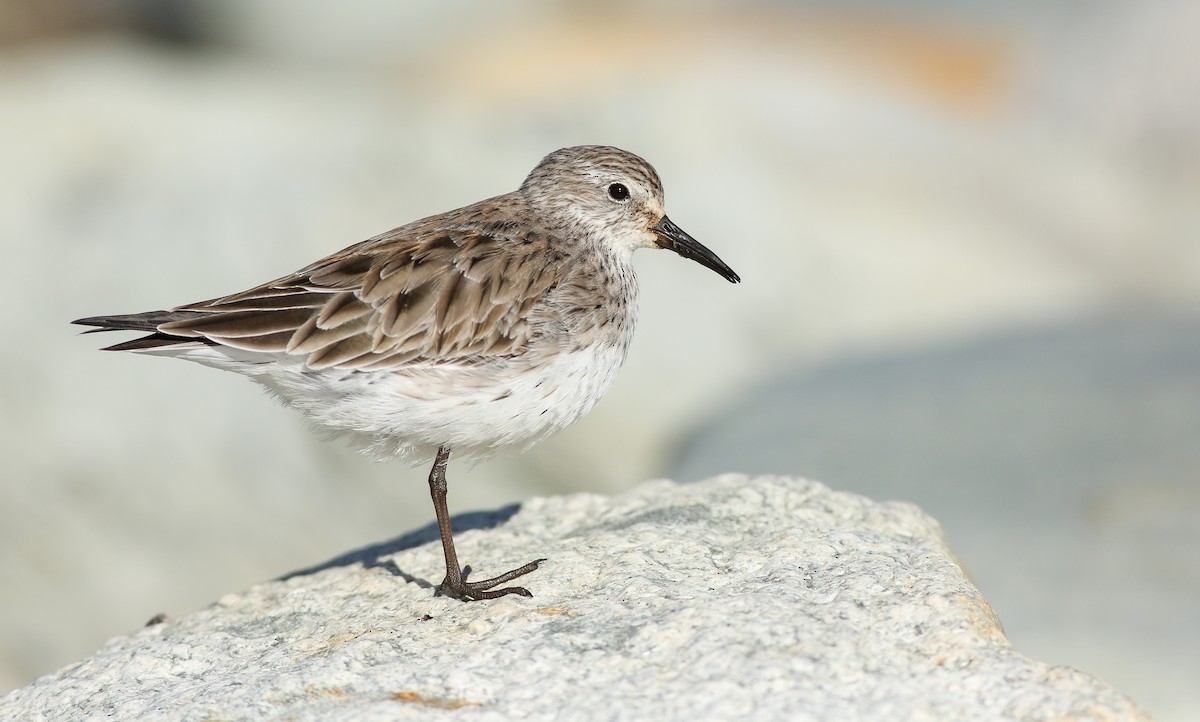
[0,476,1150,722]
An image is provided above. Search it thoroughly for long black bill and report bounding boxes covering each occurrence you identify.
[652,216,740,283]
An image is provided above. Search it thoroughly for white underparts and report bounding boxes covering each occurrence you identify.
[152,340,631,463]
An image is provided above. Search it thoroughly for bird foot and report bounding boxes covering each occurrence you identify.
[438,559,546,601]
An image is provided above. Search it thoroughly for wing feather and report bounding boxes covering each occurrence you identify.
[158,199,571,370]
[287,314,370,355]
[160,308,314,338]
[210,330,295,353]
[315,291,371,328]
[306,333,376,370]
[202,290,329,312]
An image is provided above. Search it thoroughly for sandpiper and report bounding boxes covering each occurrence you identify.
[74,145,740,600]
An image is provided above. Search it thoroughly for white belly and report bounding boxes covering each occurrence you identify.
[236,340,631,463]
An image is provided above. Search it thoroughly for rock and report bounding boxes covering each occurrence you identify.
[670,316,1200,719]
[0,476,1150,722]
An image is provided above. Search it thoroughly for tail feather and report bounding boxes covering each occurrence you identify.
[72,310,215,351]
[73,310,205,332]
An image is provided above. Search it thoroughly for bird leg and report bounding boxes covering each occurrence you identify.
[427,446,544,600]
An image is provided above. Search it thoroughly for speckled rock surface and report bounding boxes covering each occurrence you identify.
[0,476,1151,722]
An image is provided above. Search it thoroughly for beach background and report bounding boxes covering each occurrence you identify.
[1,1,1197,718]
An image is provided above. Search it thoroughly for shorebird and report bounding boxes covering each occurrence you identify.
[74,145,740,600]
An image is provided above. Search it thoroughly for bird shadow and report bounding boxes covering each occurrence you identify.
[278,504,523,591]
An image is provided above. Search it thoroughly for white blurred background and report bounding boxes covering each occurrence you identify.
[1,1,1197,718]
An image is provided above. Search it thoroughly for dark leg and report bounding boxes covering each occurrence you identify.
[428,446,544,600]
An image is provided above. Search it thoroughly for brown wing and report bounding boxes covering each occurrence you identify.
[159,217,569,371]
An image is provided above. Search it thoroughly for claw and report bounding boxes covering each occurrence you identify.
[439,558,545,601]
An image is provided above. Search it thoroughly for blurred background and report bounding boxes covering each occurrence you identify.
[1,0,1197,718]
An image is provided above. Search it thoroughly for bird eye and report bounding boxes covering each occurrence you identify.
[607,183,630,202]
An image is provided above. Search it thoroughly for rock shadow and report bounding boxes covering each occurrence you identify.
[279,504,522,588]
